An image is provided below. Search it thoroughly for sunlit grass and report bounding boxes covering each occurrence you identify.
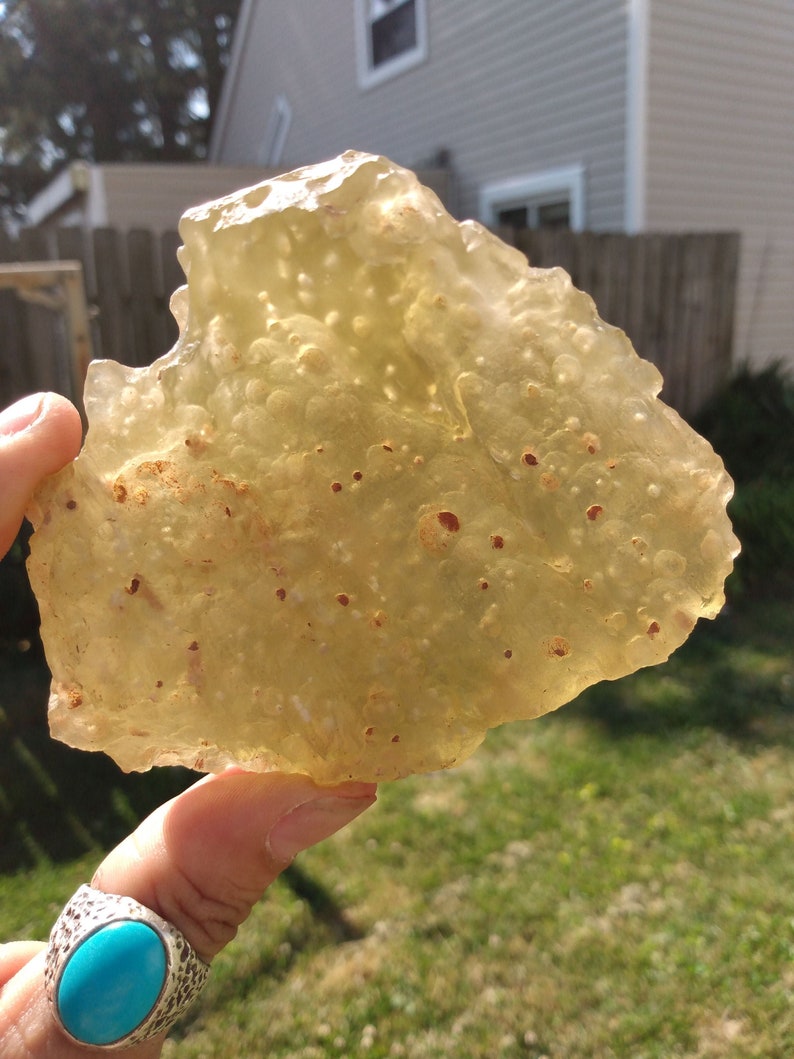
[1,590,793,1057]
[162,717,794,1059]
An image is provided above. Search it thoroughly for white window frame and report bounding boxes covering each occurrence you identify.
[479,165,586,232]
[354,0,428,91]
[258,94,292,168]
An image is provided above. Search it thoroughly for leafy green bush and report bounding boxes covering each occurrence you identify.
[694,362,794,485]
[728,478,794,595]
[694,362,794,598]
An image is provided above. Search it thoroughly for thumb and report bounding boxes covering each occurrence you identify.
[0,771,376,1057]
[92,770,377,962]
[0,392,83,557]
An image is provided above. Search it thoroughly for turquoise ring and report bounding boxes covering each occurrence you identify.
[45,885,210,1050]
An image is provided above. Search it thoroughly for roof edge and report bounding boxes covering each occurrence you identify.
[25,162,91,227]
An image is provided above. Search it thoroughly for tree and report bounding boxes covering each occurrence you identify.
[0,0,242,218]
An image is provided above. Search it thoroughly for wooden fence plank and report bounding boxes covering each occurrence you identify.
[683,233,713,413]
[574,231,602,310]
[14,229,68,399]
[54,228,88,277]
[640,234,667,373]
[0,232,34,406]
[55,227,99,410]
[624,234,649,364]
[92,228,132,364]
[127,228,161,368]
[715,232,739,389]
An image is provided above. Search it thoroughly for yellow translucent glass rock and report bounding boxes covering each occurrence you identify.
[27,151,739,784]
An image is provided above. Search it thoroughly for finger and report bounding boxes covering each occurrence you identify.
[0,392,83,558]
[93,770,377,962]
[0,771,376,1057]
[0,943,45,989]
[0,949,164,1058]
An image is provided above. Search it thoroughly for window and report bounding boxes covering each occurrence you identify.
[479,165,585,231]
[355,0,428,90]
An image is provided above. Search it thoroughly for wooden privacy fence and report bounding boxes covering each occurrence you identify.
[0,225,738,420]
[0,226,183,411]
[0,260,94,424]
[499,227,739,418]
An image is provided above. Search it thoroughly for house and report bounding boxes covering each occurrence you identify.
[23,153,450,252]
[209,0,794,375]
[24,161,278,234]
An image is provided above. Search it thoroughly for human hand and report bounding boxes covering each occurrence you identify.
[0,392,83,557]
[0,394,378,1056]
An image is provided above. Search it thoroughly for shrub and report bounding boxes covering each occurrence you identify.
[694,361,794,598]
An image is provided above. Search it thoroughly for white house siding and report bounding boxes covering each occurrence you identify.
[26,164,280,234]
[99,164,277,233]
[212,0,629,230]
[644,0,794,371]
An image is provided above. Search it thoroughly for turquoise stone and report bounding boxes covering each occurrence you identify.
[57,920,167,1046]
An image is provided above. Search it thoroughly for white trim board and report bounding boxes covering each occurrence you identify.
[625,0,649,233]
[354,0,429,90]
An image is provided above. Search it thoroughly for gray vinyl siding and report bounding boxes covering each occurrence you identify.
[214,0,629,230]
[645,0,794,369]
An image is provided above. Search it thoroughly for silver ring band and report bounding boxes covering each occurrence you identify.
[45,884,210,1050]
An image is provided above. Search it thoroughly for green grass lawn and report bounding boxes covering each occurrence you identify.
[1,591,793,1058]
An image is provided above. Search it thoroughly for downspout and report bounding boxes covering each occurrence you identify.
[625,0,649,233]
[208,0,256,162]
[87,165,108,227]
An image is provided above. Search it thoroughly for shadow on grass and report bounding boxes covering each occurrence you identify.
[0,526,198,874]
[568,586,794,743]
[0,652,197,876]
[281,862,366,942]
[171,864,367,1041]
[0,647,196,874]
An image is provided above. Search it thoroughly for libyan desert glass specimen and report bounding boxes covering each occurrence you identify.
[27,151,738,783]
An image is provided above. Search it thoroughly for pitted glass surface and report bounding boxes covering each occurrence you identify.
[27,152,738,783]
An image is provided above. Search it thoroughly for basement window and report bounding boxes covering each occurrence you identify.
[355,0,428,90]
[479,166,586,231]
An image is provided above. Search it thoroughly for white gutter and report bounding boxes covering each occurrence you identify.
[208,0,256,162]
[625,0,649,233]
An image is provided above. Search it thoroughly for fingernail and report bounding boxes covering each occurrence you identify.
[0,393,46,437]
[267,790,376,864]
